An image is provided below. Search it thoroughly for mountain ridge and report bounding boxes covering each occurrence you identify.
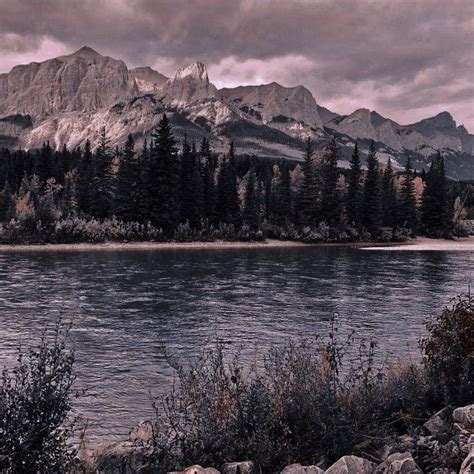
[1,46,473,179]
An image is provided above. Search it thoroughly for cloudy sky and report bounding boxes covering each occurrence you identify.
[1,0,473,130]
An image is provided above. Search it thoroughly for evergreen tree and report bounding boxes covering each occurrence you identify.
[181,138,204,228]
[398,156,418,232]
[34,142,54,185]
[0,183,14,221]
[346,143,363,227]
[243,165,260,230]
[138,140,151,222]
[115,134,141,222]
[273,162,292,226]
[381,158,398,228]
[362,141,382,237]
[200,137,217,225]
[216,142,241,227]
[296,138,319,226]
[320,137,340,226]
[148,114,181,232]
[420,152,452,237]
[90,128,114,218]
[77,140,93,214]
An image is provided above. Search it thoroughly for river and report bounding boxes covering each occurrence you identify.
[0,245,472,443]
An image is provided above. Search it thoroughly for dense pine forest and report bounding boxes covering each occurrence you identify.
[0,114,470,244]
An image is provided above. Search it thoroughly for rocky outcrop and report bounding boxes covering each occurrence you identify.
[169,466,220,474]
[160,62,218,107]
[130,66,168,94]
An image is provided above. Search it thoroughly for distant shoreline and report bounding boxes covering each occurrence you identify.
[0,237,473,252]
[0,239,398,252]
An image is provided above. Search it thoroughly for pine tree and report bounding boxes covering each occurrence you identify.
[138,140,151,222]
[273,162,292,226]
[216,142,241,227]
[34,142,54,185]
[320,137,340,227]
[362,141,382,237]
[200,137,217,225]
[181,139,204,228]
[115,134,141,222]
[77,140,93,215]
[148,114,181,233]
[381,158,398,228]
[346,143,363,227]
[90,127,114,218]
[420,152,452,237]
[243,165,260,231]
[296,138,319,226]
[398,156,418,232]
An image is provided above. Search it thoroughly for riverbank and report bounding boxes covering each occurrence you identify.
[362,236,474,251]
[0,238,386,252]
[0,236,473,252]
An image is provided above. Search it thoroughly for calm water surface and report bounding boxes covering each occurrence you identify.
[0,246,472,442]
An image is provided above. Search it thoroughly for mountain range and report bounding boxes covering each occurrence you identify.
[1,46,473,179]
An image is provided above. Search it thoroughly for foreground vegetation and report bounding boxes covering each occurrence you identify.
[0,115,471,245]
[0,297,472,472]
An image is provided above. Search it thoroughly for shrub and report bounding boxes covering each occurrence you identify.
[0,321,77,473]
[420,295,473,405]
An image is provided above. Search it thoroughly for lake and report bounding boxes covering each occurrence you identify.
[0,245,472,443]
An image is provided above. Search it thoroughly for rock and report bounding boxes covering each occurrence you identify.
[453,405,474,430]
[222,461,258,474]
[169,466,221,474]
[460,435,474,474]
[128,420,154,445]
[94,440,154,473]
[374,452,422,473]
[325,455,376,474]
[280,463,324,474]
[424,407,453,438]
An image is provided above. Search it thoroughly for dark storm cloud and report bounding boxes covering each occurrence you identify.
[0,0,473,128]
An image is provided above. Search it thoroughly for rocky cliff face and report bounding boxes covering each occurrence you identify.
[130,66,168,94]
[0,46,138,120]
[1,47,473,178]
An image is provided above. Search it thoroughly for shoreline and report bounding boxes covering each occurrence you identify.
[0,239,399,252]
[0,236,472,252]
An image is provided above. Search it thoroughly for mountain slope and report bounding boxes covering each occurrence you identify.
[0,47,473,179]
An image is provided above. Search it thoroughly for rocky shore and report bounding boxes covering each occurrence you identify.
[74,404,473,473]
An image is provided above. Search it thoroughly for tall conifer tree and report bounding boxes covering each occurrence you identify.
[320,137,340,226]
[362,141,382,237]
[346,143,362,227]
[398,156,418,231]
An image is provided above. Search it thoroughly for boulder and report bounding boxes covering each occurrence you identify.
[374,452,422,473]
[460,435,474,474]
[280,463,324,474]
[222,461,258,474]
[169,466,221,474]
[325,455,376,474]
[453,405,474,430]
[128,420,155,445]
[424,407,453,439]
[94,440,154,473]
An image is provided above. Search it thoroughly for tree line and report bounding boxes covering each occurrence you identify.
[0,114,465,243]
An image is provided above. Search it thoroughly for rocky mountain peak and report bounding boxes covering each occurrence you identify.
[174,62,209,83]
[70,45,101,58]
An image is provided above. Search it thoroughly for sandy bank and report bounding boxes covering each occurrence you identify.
[362,236,474,251]
[0,239,312,252]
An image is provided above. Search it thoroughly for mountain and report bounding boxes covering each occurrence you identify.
[130,66,168,94]
[1,46,473,179]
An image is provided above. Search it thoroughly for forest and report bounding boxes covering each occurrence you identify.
[0,113,470,244]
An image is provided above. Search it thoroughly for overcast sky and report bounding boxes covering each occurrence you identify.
[1,0,473,130]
